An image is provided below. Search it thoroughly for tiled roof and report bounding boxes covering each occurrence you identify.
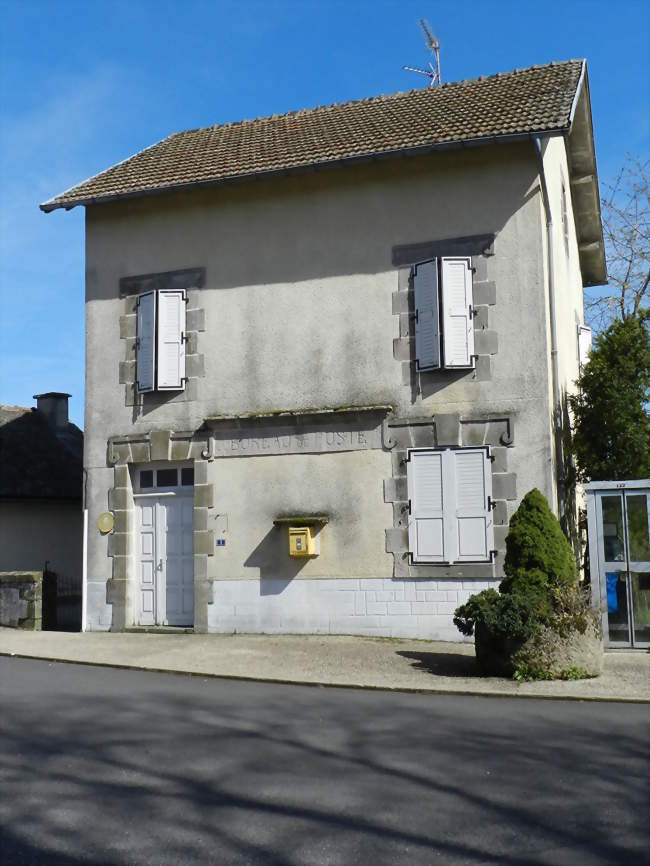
[41,61,584,212]
[0,406,83,501]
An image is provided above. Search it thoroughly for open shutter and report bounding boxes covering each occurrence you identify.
[578,325,592,371]
[157,290,186,390]
[441,257,474,368]
[407,450,446,562]
[452,448,493,562]
[136,291,156,393]
[413,260,440,370]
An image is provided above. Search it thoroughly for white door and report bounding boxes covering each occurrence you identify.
[137,500,158,626]
[136,496,194,627]
[163,497,194,626]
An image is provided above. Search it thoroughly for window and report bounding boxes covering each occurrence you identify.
[138,467,194,490]
[413,257,475,371]
[136,290,186,392]
[578,324,592,372]
[406,447,494,564]
[156,468,178,488]
[561,183,570,257]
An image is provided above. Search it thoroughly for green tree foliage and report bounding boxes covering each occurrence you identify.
[501,488,576,594]
[454,489,577,641]
[569,314,650,482]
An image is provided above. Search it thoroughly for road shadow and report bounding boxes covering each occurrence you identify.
[1,657,647,865]
[396,649,482,678]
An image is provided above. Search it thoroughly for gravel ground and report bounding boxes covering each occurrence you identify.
[1,629,648,701]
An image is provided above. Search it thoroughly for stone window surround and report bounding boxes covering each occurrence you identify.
[118,268,207,408]
[383,413,517,579]
[391,234,498,387]
[106,429,215,632]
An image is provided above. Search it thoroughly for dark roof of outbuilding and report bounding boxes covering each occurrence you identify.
[41,60,584,212]
[0,406,83,501]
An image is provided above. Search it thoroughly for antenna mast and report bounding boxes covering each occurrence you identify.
[403,19,441,87]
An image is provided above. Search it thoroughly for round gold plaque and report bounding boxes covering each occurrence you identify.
[97,512,114,534]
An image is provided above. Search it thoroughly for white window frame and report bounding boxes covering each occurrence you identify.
[411,257,476,373]
[135,289,187,393]
[407,446,495,565]
[578,324,592,372]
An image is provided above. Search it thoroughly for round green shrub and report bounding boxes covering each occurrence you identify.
[453,488,586,676]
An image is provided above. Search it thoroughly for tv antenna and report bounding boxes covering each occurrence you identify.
[403,19,441,87]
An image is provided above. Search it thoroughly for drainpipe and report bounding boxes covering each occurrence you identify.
[81,508,88,632]
[534,136,564,520]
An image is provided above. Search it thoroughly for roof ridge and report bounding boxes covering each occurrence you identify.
[174,59,584,139]
[0,404,32,413]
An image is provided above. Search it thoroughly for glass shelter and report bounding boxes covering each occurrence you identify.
[586,480,650,648]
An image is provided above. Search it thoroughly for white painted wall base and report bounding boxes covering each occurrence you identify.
[208,577,500,641]
[85,582,113,631]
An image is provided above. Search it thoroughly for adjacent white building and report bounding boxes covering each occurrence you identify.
[42,60,605,637]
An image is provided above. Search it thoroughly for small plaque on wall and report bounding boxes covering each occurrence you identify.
[97,512,114,534]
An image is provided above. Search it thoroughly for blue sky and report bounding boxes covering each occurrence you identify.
[1,0,648,427]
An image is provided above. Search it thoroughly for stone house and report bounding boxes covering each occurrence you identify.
[41,60,605,637]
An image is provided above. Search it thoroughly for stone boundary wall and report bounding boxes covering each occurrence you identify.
[0,571,42,630]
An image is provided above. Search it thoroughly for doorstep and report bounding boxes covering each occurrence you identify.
[123,626,194,635]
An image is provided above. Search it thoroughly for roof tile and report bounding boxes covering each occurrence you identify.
[42,60,583,211]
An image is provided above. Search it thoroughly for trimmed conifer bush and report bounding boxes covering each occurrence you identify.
[454,489,600,678]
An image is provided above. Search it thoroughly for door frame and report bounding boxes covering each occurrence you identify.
[133,461,195,627]
[586,480,650,648]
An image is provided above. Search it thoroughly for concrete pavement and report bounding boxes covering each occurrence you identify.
[1,628,648,701]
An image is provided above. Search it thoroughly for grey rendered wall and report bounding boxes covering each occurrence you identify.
[0,502,83,587]
[83,142,555,630]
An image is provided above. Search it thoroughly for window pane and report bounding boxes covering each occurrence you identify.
[601,496,625,562]
[181,467,194,487]
[631,572,650,644]
[156,469,178,487]
[140,470,154,489]
[626,495,650,561]
[605,571,629,643]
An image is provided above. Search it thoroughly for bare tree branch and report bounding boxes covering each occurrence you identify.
[585,156,650,330]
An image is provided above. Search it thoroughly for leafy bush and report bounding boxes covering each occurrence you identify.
[454,488,577,642]
[549,584,601,639]
[453,489,591,676]
[453,588,546,643]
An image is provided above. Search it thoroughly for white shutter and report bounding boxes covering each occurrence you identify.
[157,290,186,390]
[136,291,156,393]
[578,325,592,371]
[452,449,493,562]
[407,450,446,562]
[413,260,440,370]
[441,257,475,368]
[408,447,493,564]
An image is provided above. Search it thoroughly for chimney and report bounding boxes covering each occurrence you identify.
[33,392,71,428]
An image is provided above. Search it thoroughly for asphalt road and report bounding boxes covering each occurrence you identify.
[0,658,648,866]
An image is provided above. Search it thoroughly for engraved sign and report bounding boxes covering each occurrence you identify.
[202,413,385,460]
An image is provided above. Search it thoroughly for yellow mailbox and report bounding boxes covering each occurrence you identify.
[274,516,328,557]
[289,525,316,557]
